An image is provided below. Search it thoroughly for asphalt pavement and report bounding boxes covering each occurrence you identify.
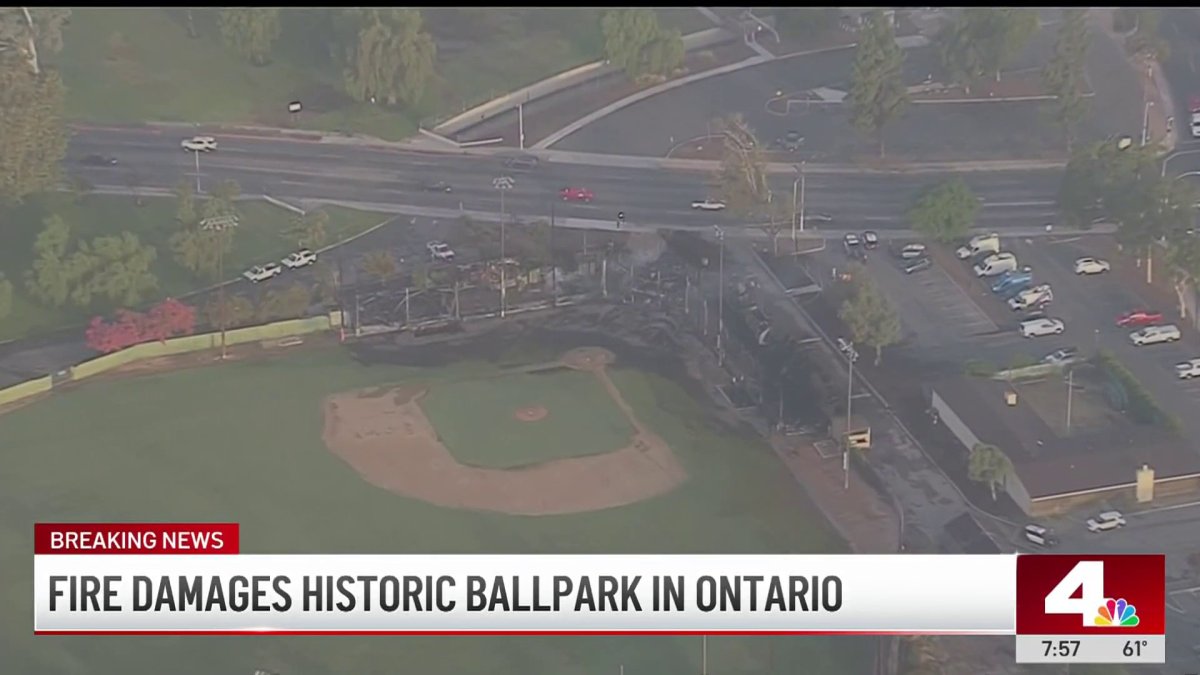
[67,127,1062,230]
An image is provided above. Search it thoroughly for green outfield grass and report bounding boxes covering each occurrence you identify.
[0,194,383,341]
[0,343,867,675]
[419,367,633,469]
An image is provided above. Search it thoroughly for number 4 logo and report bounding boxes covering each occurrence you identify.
[1044,561,1106,626]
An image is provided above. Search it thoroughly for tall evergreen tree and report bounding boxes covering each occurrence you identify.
[848,10,908,157]
[0,57,68,203]
[217,8,282,66]
[1042,8,1091,150]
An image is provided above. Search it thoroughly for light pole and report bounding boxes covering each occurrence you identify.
[713,225,725,365]
[791,162,806,243]
[844,340,855,491]
[1065,368,1075,434]
[201,214,240,360]
[493,175,514,317]
[1142,100,1155,147]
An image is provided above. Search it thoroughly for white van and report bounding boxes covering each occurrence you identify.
[1023,524,1056,547]
[1086,511,1126,533]
[974,252,1018,277]
[956,233,1000,260]
[1129,324,1181,346]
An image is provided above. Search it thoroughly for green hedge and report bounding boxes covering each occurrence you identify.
[1094,351,1180,431]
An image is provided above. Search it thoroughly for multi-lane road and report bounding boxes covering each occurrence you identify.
[67,127,1063,231]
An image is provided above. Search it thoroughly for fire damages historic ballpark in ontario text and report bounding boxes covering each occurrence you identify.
[50,574,844,614]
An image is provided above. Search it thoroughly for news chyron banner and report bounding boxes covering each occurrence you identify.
[33,523,1165,665]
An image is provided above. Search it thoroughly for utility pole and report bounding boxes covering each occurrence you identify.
[713,225,725,365]
[492,176,515,317]
[702,635,708,675]
[404,286,411,327]
[194,149,202,194]
[201,215,239,360]
[1142,100,1154,147]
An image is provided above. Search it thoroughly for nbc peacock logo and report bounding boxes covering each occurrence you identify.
[1093,598,1139,627]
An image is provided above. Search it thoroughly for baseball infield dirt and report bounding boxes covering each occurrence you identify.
[321,348,687,515]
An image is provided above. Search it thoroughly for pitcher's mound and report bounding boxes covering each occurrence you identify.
[514,405,548,422]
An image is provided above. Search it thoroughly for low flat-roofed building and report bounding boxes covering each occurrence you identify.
[929,375,1200,516]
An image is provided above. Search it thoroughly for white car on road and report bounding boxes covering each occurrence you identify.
[1086,510,1126,533]
[181,136,218,152]
[691,199,726,211]
[1176,358,1200,379]
[1130,324,1181,346]
[243,262,283,283]
[1074,257,1111,275]
[1019,317,1065,338]
[427,241,455,262]
[282,249,318,269]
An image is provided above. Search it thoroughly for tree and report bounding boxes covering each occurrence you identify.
[712,114,772,217]
[1126,9,1168,63]
[257,283,312,321]
[25,214,72,306]
[1057,141,1158,231]
[775,7,838,40]
[201,178,241,221]
[203,295,255,330]
[84,300,197,354]
[642,29,684,79]
[968,442,1011,501]
[900,636,946,675]
[1167,234,1200,321]
[601,8,660,79]
[170,227,231,281]
[175,181,198,227]
[59,232,158,308]
[938,9,1037,87]
[0,7,71,75]
[1042,9,1091,150]
[0,58,68,203]
[361,250,398,284]
[908,178,979,243]
[339,9,436,107]
[838,269,902,365]
[0,272,11,319]
[217,8,282,65]
[284,209,329,250]
[311,261,341,306]
[848,9,908,157]
[976,9,1038,81]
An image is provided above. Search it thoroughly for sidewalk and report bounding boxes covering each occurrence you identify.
[1089,8,1176,151]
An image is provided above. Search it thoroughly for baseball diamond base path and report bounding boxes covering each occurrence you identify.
[322,348,687,515]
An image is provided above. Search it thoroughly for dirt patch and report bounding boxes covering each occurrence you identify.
[514,405,548,422]
[322,348,687,515]
[910,70,1060,102]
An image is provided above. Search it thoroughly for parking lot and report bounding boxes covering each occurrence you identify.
[867,251,997,348]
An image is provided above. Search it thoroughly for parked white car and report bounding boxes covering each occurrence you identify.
[1008,284,1053,311]
[243,262,282,283]
[426,241,455,262]
[1176,358,1200,379]
[1042,347,1080,367]
[956,232,1000,260]
[898,243,927,260]
[282,249,317,269]
[181,136,218,152]
[1130,324,1181,346]
[691,199,726,211]
[1020,317,1065,338]
[1086,510,1126,533]
[1074,257,1111,275]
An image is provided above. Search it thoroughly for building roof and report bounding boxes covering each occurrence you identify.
[931,376,1200,500]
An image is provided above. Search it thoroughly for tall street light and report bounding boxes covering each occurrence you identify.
[201,214,240,360]
[713,225,725,365]
[1142,100,1155,147]
[493,175,515,317]
[791,162,806,243]
[187,147,203,194]
[843,339,856,491]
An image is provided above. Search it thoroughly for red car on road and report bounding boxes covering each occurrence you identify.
[560,187,594,202]
[1116,309,1164,327]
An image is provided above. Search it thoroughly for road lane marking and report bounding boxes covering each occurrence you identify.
[1132,500,1200,516]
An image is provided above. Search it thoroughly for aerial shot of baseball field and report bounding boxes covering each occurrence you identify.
[0,332,867,674]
